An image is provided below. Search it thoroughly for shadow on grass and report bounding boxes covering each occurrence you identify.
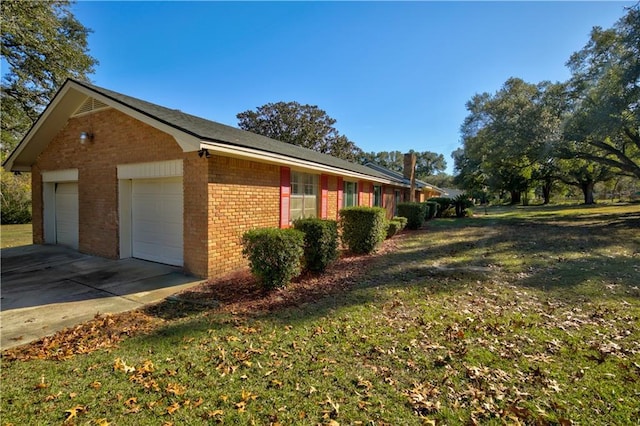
[136,206,639,342]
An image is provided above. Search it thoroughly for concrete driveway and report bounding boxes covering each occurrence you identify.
[1,245,202,350]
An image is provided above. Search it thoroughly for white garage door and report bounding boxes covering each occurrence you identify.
[131,177,183,266]
[55,182,79,249]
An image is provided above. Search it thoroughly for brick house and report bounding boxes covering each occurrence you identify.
[3,79,444,278]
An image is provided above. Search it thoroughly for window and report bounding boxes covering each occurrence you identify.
[344,181,358,207]
[373,185,382,207]
[290,172,318,221]
[394,189,401,216]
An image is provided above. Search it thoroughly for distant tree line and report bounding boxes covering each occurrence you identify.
[238,103,452,185]
[454,5,639,205]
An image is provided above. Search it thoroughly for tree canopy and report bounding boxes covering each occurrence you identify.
[454,5,639,204]
[237,101,363,162]
[1,0,98,157]
[564,4,640,179]
[360,150,446,181]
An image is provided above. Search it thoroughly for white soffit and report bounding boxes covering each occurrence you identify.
[200,142,400,185]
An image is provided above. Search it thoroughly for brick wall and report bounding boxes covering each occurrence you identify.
[31,165,43,244]
[183,153,209,277]
[207,155,280,277]
[31,106,414,279]
[33,108,185,259]
[327,175,338,220]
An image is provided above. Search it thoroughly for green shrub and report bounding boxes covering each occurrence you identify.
[397,202,426,230]
[293,218,339,273]
[454,193,474,218]
[392,216,408,230]
[339,207,387,254]
[425,201,439,220]
[428,197,453,218]
[1,170,32,224]
[386,219,404,239]
[241,228,305,289]
[441,206,456,218]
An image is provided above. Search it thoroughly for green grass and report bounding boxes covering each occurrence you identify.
[2,205,640,425]
[0,224,32,248]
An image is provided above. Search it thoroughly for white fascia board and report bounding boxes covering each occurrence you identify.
[200,141,403,185]
[2,84,78,172]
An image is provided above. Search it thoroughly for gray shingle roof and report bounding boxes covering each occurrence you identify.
[73,80,394,182]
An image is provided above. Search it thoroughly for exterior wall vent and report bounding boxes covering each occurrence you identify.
[72,97,109,116]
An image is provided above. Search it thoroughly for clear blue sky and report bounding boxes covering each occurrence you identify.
[72,1,632,173]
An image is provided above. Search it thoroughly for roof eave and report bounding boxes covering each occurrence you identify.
[2,80,202,173]
[200,141,401,184]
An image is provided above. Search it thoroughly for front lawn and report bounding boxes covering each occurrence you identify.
[0,223,32,248]
[2,205,639,425]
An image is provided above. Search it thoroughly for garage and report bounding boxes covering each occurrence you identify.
[131,177,183,266]
[54,182,79,249]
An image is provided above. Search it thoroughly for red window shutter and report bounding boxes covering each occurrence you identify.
[280,167,291,228]
[320,174,329,219]
[369,182,374,207]
[337,177,343,212]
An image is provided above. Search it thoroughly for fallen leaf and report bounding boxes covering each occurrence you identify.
[89,381,102,390]
[114,358,135,373]
[44,392,62,402]
[166,402,181,415]
[64,405,86,423]
[124,397,138,407]
[165,383,186,396]
[35,376,48,390]
[207,409,224,418]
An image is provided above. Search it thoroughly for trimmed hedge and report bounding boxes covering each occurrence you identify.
[386,219,403,239]
[339,207,387,254]
[428,197,453,218]
[425,201,439,220]
[397,202,426,230]
[392,216,408,230]
[242,228,305,289]
[293,218,339,273]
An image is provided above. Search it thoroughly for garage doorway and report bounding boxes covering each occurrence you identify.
[118,160,184,267]
[42,169,79,250]
[54,182,79,249]
[131,177,183,266]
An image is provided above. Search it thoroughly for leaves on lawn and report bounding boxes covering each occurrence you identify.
[3,208,640,424]
[2,312,162,362]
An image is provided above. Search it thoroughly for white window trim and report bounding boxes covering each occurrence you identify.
[290,171,319,222]
[42,169,78,182]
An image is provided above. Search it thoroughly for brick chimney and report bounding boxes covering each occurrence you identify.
[403,153,417,202]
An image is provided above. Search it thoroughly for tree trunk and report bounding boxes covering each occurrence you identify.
[581,181,595,204]
[542,180,552,205]
[510,191,521,205]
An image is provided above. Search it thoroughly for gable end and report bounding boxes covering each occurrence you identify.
[72,96,110,117]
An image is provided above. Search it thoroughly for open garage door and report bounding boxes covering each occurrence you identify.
[54,182,79,249]
[131,177,183,266]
